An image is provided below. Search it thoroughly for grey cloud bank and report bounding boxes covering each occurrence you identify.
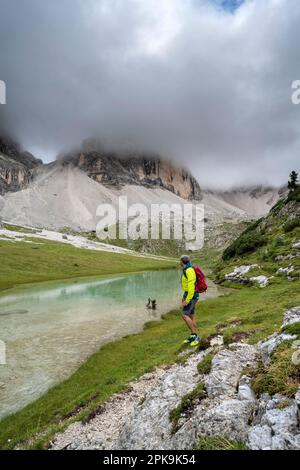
[0,0,299,189]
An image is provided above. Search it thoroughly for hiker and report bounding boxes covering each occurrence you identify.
[180,255,207,346]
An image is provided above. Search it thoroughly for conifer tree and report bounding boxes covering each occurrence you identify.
[288,170,298,191]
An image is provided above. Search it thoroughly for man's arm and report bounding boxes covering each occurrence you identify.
[185,268,196,303]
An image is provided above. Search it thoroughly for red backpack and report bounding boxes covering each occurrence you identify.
[193,265,208,293]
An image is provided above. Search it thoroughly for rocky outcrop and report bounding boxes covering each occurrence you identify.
[247,394,300,450]
[293,241,300,251]
[0,137,42,194]
[62,141,202,200]
[224,265,269,288]
[282,306,300,329]
[51,307,300,451]
[258,333,297,366]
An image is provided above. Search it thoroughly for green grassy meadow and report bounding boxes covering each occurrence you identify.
[0,237,176,292]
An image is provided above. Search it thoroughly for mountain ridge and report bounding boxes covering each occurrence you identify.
[60,141,202,201]
[0,136,284,233]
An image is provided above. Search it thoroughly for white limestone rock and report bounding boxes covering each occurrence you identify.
[249,275,269,288]
[258,333,297,366]
[204,343,257,399]
[281,306,300,329]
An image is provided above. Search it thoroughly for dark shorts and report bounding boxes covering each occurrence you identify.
[182,297,198,316]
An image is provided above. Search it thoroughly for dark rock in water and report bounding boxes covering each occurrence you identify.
[146,298,157,309]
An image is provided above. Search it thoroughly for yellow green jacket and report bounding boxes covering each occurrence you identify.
[181,265,197,303]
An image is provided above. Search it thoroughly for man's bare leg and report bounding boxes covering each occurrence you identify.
[190,314,197,333]
[182,314,197,335]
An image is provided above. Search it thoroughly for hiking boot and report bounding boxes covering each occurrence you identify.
[190,336,201,347]
[182,334,197,345]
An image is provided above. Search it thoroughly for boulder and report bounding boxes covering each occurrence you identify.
[224,265,269,288]
[249,275,269,288]
[247,395,300,450]
[281,306,300,329]
[258,333,297,366]
[204,344,257,399]
[116,351,207,450]
[277,265,294,276]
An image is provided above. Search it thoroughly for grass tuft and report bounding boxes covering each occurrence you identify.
[282,322,300,336]
[196,336,211,351]
[251,342,300,398]
[193,436,247,450]
[169,382,206,435]
[197,352,213,375]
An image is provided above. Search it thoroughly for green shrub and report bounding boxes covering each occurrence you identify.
[272,236,287,247]
[197,352,213,375]
[270,198,286,215]
[283,217,300,233]
[243,218,264,233]
[259,248,274,262]
[222,231,267,260]
[287,186,300,203]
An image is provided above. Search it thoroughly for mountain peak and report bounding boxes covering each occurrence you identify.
[0,137,42,194]
[60,144,202,201]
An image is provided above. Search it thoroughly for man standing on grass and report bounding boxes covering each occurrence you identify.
[180,255,201,346]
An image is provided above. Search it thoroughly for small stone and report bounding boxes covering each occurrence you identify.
[209,335,224,347]
[238,376,256,402]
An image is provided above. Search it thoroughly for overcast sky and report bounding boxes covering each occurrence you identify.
[0,0,299,189]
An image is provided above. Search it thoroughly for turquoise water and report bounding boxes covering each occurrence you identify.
[0,269,219,418]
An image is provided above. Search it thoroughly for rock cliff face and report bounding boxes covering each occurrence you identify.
[0,137,42,194]
[62,141,202,200]
[0,136,202,200]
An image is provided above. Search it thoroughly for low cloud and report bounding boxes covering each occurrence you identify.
[0,0,299,188]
